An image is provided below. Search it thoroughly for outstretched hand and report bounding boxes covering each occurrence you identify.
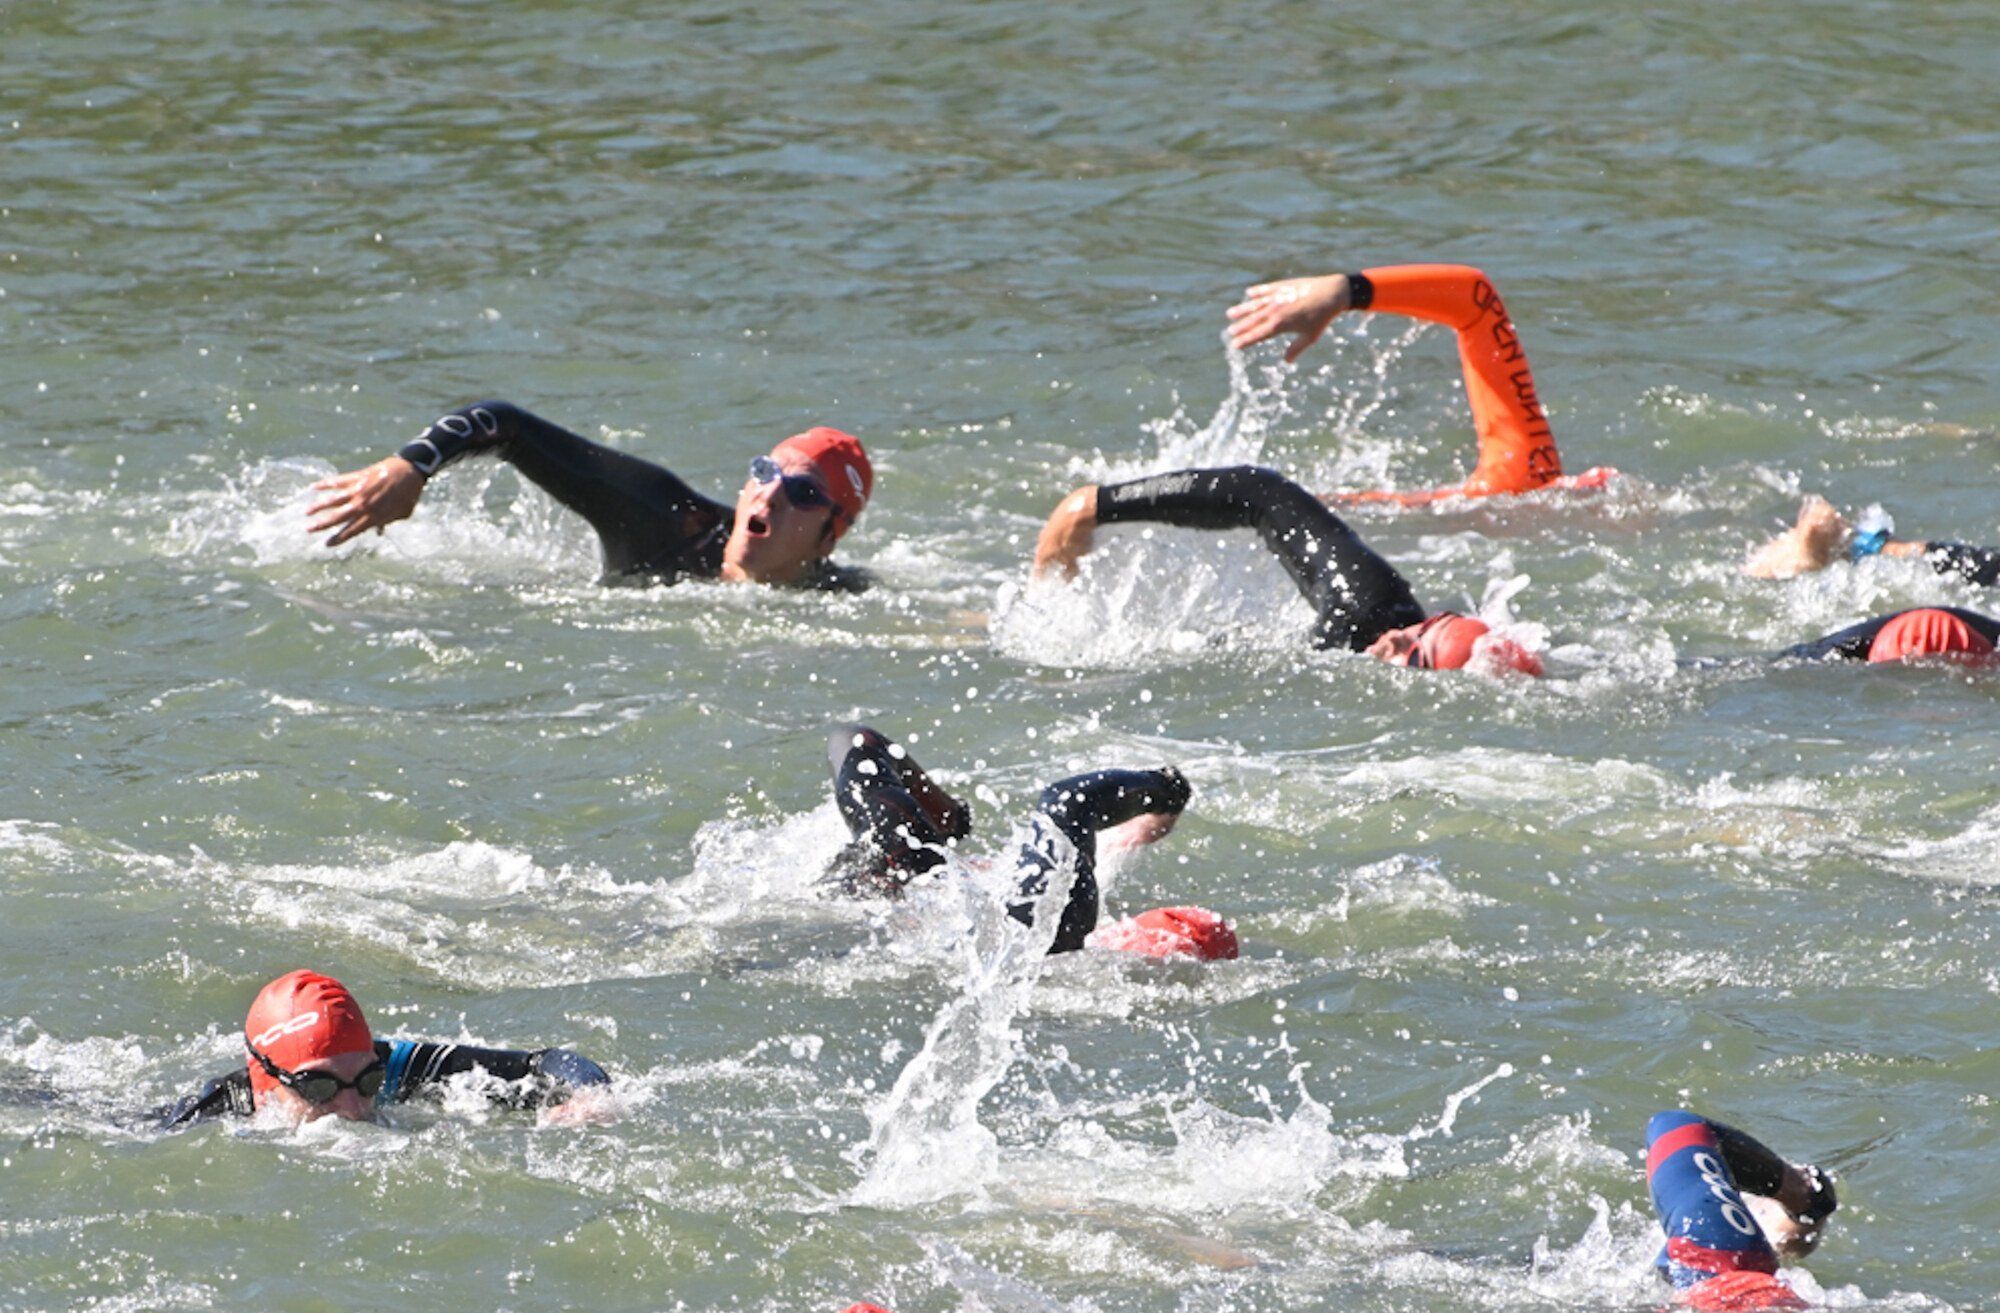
[306,456,425,547]
[1225,274,1354,362]
[1743,495,1847,579]
[1033,485,1101,579]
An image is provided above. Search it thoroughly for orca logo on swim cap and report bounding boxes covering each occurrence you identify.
[844,463,865,501]
[252,1010,323,1049]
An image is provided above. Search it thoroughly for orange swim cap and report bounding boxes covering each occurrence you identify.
[1866,608,1996,664]
[1680,1271,1806,1311]
[841,1305,895,1313]
[1410,613,1490,671]
[243,970,374,1097]
[770,427,871,537]
[1087,906,1240,960]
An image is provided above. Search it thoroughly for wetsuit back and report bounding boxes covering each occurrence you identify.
[1094,465,1428,650]
[395,401,864,590]
[159,1038,609,1128]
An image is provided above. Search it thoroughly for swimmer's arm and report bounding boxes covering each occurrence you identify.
[385,1039,610,1109]
[310,401,729,564]
[1037,467,1322,578]
[1033,485,1100,579]
[829,724,972,843]
[1711,1121,1838,1257]
[1038,767,1191,846]
[157,1068,256,1129]
[1777,616,1890,662]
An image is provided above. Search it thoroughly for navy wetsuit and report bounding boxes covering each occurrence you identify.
[824,724,1191,954]
[160,1038,609,1128]
[1780,606,2000,661]
[1094,466,1428,650]
[390,400,865,590]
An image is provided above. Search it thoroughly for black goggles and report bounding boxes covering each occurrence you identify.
[748,455,842,518]
[246,1040,386,1104]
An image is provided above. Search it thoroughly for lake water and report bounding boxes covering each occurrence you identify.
[2,1,1997,1309]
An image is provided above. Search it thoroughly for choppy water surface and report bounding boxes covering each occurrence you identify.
[4,1,1999,1309]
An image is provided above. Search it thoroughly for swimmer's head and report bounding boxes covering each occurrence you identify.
[724,427,870,583]
[1087,906,1240,960]
[1866,608,1997,665]
[243,970,379,1122]
[1367,613,1544,676]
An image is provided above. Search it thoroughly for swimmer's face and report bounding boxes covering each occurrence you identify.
[1365,623,1427,666]
[723,451,840,585]
[259,1048,381,1124]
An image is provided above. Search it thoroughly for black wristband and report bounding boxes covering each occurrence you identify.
[1346,271,1374,312]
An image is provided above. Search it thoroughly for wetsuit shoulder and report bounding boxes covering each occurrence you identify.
[159,1067,255,1129]
[802,560,872,594]
[1924,541,2000,588]
[394,400,733,584]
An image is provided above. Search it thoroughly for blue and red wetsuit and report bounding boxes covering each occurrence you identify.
[1645,1111,1808,1310]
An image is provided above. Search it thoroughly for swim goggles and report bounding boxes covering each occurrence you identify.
[1401,613,1456,668]
[246,1041,386,1104]
[748,455,842,519]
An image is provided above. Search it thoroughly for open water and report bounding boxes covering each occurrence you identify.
[3,1,1999,1309]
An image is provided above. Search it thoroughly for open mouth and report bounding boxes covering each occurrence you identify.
[746,513,770,537]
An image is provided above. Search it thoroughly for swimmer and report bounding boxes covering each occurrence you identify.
[1745,495,2000,585]
[1644,1110,1838,1310]
[1033,465,1544,675]
[823,725,1236,959]
[1781,605,2000,665]
[160,969,612,1128]
[307,401,872,589]
[1225,264,1614,503]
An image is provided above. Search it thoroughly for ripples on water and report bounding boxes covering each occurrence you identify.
[4,0,1999,1309]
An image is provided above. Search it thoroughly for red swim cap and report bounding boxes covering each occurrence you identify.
[1866,608,1996,664]
[1411,613,1490,671]
[1087,906,1240,960]
[770,427,871,537]
[243,970,374,1096]
[840,1305,894,1313]
[1681,1271,1806,1311]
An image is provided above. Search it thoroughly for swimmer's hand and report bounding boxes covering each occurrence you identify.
[1743,1159,1837,1260]
[307,456,425,547]
[1034,485,1100,579]
[1226,274,1354,362]
[537,1085,618,1128]
[1743,494,1847,579]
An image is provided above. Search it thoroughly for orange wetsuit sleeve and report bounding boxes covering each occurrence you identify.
[1354,264,1561,499]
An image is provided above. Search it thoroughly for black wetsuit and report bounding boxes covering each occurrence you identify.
[1780,606,2000,661]
[393,400,864,590]
[1094,466,1428,650]
[159,1038,609,1129]
[824,725,1191,954]
[1916,541,2000,588]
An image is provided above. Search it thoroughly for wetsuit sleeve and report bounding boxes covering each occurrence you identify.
[1923,541,2000,587]
[1644,1110,1781,1290]
[158,1068,256,1129]
[379,1037,610,1109]
[393,400,732,581]
[1341,265,1560,501]
[1095,466,1427,650]
[1780,606,2000,661]
[1010,768,1191,954]
[823,724,970,893]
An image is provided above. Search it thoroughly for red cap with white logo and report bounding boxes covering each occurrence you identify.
[242,970,375,1096]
